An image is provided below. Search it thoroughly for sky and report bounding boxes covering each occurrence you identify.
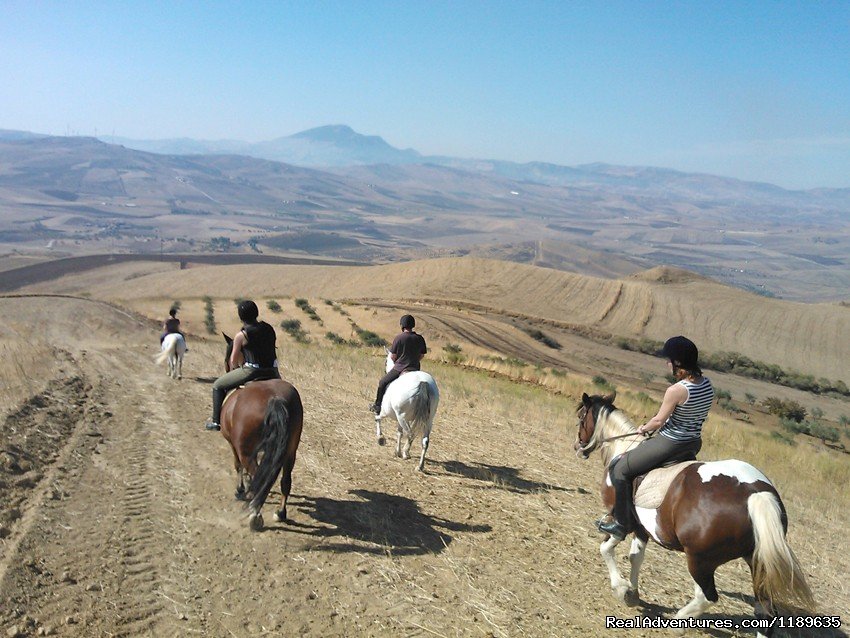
[1,1,849,189]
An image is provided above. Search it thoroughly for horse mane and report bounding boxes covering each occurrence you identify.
[596,404,642,467]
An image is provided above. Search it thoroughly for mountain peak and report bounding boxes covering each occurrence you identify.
[291,125,361,143]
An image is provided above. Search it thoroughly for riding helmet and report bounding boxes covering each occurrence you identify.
[237,299,259,323]
[661,335,699,370]
[400,314,415,330]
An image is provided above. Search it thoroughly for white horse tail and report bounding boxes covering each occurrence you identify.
[155,338,176,365]
[410,381,432,431]
[748,491,815,611]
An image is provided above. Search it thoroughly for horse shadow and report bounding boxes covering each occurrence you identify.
[431,459,585,495]
[283,489,491,555]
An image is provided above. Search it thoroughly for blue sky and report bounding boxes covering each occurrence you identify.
[1,1,849,188]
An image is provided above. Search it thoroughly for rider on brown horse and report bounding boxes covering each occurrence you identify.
[370,314,427,414]
[597,336,714,540]
[205,300,281,431]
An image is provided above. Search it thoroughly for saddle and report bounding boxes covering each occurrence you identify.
[632,461,699,509]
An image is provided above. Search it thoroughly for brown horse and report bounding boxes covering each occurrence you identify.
[221,334,303,531]
[575,392,814,635]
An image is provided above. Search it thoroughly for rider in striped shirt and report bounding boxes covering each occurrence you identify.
[598,336,715,541]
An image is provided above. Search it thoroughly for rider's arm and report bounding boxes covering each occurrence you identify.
[638,383,687,434]
[230,331,247,369]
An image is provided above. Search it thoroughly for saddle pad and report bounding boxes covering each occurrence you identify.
[634,461,698,509]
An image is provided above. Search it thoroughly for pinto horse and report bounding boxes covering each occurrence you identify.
[374,349,439,471]
[575,392,814,635]
[220,334,303,531]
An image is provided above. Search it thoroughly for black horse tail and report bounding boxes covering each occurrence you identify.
[247,397,291,513]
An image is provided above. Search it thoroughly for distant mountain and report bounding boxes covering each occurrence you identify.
[4,125,849,209]
[98,124,421,167]
[1,133,848,301]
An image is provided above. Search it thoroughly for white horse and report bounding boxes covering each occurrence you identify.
[155,333,186,380]
[374,350,439,471]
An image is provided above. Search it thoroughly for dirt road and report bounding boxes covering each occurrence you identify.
[0,297,845,637]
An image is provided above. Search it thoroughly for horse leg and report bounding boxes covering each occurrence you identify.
[232,450,248,500]
[674,555,717,624]
[375,414,385,446]
[600,535,631,603]
[396,416,413,459]
[273,454,296,523]
[176,353,182,380]
[625,536,646,606]
[417,434,429,472]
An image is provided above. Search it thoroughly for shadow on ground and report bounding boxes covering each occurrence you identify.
[432,459,588,495]
[285,489,491,555]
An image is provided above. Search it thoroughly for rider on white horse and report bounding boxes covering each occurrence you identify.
[370,314,427,414]
[160,307,187,348]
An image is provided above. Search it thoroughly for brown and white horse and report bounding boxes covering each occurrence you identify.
[575,392,814,635]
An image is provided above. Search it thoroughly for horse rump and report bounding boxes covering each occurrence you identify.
[748,491,815,611]
[247,397,291,513]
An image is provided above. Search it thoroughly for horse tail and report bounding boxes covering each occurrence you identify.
[410,381,432,432]
[748,491,815,611]
[155,337,176,365]
[247,397,291,513]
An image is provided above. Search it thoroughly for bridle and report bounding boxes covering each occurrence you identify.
[575,402,646,458]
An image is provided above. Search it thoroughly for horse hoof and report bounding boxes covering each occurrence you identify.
[248,512,264,532]
[624,589,640,607]
[377,436,385,446]
[613,584,629,604]
[273,509,287,523]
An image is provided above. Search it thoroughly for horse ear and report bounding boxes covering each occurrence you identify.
[582,393,590,405]
[223,332,233,344]
[602,391,617,403]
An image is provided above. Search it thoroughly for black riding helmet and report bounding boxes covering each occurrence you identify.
[237,299,259,323]
[400,314,415,330]
[661,335,700,373]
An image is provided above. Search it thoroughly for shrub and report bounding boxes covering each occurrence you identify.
[505,357,527,367]
[356,328,387,348]
[763,397,806,422]
[294,298,322,323]
[267,300,282,313]
[745,392,756,405]
[523,327,561,350]
[592,375,616,392]
[771,431,797,446]
[718,398,743,413]
[233,297,248,307]
[443,343,463,354]
[715,388,732,400]
[809,421,840,444]
[325,331,358,346]
[202,296,216,334]
[280,318,309,343]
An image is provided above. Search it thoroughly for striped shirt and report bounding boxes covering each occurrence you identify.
[660,377,714,442]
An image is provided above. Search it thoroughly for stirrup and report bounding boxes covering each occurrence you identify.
[205,419,221,431]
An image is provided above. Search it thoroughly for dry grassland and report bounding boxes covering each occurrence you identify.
[22,257,849,383]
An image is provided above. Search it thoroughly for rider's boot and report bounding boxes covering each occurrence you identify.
[204,418,220,431]
[597,477,633,541]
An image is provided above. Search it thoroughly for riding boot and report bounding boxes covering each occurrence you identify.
[598,477,634,540]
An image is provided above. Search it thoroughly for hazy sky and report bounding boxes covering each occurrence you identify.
[2,1,849,189]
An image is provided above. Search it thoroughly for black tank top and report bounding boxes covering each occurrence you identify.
[241,321,277,368]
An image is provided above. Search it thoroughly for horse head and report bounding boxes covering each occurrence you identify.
[223,333,234,372]
[574,391,617,459]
